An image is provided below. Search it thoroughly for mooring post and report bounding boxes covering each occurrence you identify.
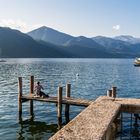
[65,83,71,123]
[112,86,117,98]
[30,76,34,118]
[18,77,22,121]
[107,89,112,97]
[57,86,63,129]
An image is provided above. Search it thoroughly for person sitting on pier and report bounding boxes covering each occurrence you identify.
[34,81,49,98]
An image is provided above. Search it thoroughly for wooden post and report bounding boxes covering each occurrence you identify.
[57,86,63,129]
[65,84,71,123]
[112,86,117,98]
[107,90,112,97]
[30,76,34,118]
[18,77,22,121]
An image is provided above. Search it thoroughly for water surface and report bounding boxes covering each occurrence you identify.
[0,58,139,140]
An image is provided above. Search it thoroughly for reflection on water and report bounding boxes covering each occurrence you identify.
[116,113,140,140]
[17,119,58,140]
[1,58,140,139]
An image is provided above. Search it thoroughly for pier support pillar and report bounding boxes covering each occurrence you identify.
[57,86,63,129]
[30,76,34,118]
[65,83,71,123]
[107,90,112,97]
[112,86,117,98]
[18,77,22,121]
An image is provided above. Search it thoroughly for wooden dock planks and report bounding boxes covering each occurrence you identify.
[115,97,140,113]
[18,76,140,140]
[99,96,140,113]
[21,95,92,107]
[49,97,121,140]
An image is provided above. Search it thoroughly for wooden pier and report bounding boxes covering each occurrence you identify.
[49,96,140,140]
[18,76,140,140]
[18,76,92,124]
[49,97,120,140]
[21,95,92,107]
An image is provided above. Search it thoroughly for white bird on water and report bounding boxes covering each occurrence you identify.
[76,73,79,77]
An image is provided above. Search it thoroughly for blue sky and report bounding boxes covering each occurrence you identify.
[0,0,140,37]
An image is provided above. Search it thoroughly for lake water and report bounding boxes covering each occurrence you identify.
[0,58,140,140]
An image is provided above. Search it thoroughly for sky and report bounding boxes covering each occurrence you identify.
[0,0,140,37]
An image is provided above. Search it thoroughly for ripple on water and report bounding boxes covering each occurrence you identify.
[0,58,140,139]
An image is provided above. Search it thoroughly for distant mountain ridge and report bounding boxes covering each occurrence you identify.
[28,26,140,45]
[114,35,140,44]
[0,26,140,58]
[0,27,73,58]
[28,26,74,46]
[27,26,140,58]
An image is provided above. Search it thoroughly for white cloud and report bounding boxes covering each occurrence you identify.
[112,25,120,31]
[0,19,44,32]
[0,19,29,32]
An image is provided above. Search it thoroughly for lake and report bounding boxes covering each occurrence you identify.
[0,58,140,140]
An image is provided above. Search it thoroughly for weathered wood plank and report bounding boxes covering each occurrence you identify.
[18,77,22,121]
[49,97,121,140]
[30,76,34,117]
[65,84,71,122]
[57,86,63,128]
[21,95,92,107]
[115,97,140,113]
[96,96,140,113]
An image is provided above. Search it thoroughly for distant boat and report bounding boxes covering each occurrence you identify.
[134,58,140,66]
[0,59,6,62]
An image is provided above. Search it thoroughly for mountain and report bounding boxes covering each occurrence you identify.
[0,27,72,58]
[92,36,130,46]
[92,36,140,57]
[114,35,140,44]
[27,26,115,57]
[27,26,74,46]
[92,36,131,51]
[27,26,140,58]
[60,36,113,58]
[64,36,102,48]
[1,26,140,58]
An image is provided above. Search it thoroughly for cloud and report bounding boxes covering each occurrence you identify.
[0,19,29,32]
[0,19,44,32]
[112,25,120,31]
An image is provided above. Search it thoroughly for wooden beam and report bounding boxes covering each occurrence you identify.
[57,86,63,129]
[112,86,117,98]
[18,77,22,121]
[65,84,71,123]
[30,76,34,118]
[107,90,112,97]
[21,95,92,106]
